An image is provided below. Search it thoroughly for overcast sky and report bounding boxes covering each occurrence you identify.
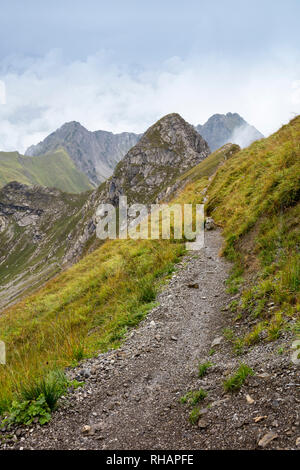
[0,0,300,152]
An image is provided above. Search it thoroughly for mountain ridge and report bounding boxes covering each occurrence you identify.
[0,148,93,193]
[25,121,141,186]
[97,112,210,206]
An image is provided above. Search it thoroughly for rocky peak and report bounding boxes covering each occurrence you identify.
[196,112,263,151]
[25,122,141,186]
[98,113,210,205]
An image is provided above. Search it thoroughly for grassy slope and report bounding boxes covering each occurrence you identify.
[205,116,300,349]
[0,118,299,413]
[0,149,92,193]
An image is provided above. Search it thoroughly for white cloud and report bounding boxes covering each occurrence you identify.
[0,80,6,104]
[0,49,299,152]
[292,80,300,105]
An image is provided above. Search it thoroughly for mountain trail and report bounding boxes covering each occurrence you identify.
[19,229,233,449]
[5,229,299,450]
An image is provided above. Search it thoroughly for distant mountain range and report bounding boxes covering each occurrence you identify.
[0,113,263,193]
[196,112,263,152]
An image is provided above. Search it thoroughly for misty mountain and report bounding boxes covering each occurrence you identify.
[196,112,264,151]
[25,122,141,186]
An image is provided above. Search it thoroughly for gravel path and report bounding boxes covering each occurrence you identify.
[2,229,299,450]
[16,230,232,449]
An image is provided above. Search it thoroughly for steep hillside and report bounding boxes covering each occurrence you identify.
[0,116,298,451]
[0,148,92,193]
[205,116,300,350]
[196,112,263,151]
[0,113,210,312]
[25,122,141,186]
[0,182,94,309]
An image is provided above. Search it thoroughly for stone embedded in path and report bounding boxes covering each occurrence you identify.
[246,394,255,404]
[198,418,209,429]
[258,431,278,448]
[81,425,91,434]
[211,336,223,348]
[187,283,199,289]
[205,217,216,231]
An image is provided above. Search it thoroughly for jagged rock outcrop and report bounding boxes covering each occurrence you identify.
[97,113,210,205]
[196,112,263,151]
[25,122,141,186]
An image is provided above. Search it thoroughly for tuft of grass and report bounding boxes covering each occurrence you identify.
[19,369,69,411]
[72,344,86,362]
[198,361,213,378]
[267,313,284,341]
[223,363,254,392]
[180,389,207,406]
[189,407,201,425]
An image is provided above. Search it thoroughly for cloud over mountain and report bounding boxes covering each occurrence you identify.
[0,49,299,153]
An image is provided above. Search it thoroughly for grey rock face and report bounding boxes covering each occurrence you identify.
[196,112,263,152]
[97,113,210,205]
[25,122,141,186]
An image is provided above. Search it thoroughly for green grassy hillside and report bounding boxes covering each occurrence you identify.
[0,117,299,416]
[205,116,300,350]
[0,148,92,193]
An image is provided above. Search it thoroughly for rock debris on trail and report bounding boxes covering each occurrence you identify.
[12,230,231,450]
[2,230,299,450]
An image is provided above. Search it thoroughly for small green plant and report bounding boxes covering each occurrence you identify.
[189,407,201,425]
[232,338,244,356]
[180,389,207,405]
[68,379,85,390]
[72,344,85,362]
[223,363,254,392]
[267,313,284,341]
[243,322,264,347]
[229,300,239,312]
[198,361,212,378]
[2,394,51,428]
[19,369,69,411]
[223,328,234,341]
[208,348,215,356]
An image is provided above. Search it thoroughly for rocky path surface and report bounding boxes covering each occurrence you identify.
[3,229,299,450]
[17,230,233,449]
